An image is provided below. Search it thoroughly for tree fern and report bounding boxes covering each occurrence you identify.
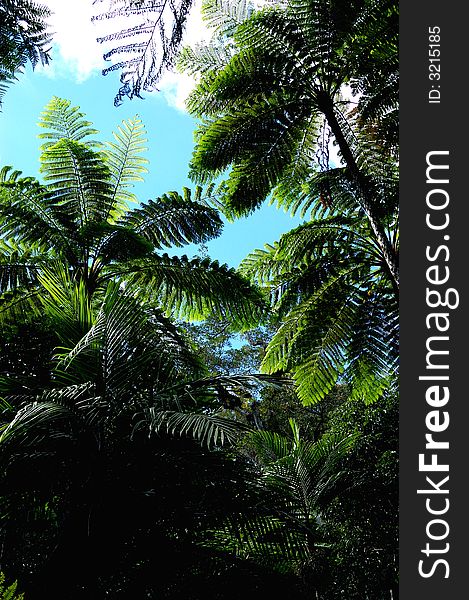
[1,98,265,330]
[241,215,398,404]
[186,0,399,287]
[0,0,52,109]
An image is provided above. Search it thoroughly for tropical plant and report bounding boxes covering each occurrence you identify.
[0,0,52,108]
[183,0,399,289]
[0,96,266,331]
[0,265,276,596]
[240,211,399,404]
[0,572,24,600]
[320,391,398,599]
[177,0,255,78]
[198,418,358,596]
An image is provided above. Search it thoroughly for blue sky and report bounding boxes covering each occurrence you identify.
[0,3,303,268]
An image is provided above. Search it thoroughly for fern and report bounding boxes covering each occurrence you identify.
[0,572,25,600]
[37,97,100,148]
[120,188,223,249]
[118,253,267,327]
[0,0,52,109]
[103,115,149,218]
[39,139,113,229]
[2,97,265,331]
[186,0,399,287]
[241,213,398,404]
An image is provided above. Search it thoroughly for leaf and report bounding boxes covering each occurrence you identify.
[117,253,268,328]
[120,188,223,249]
[38,97,100,148]
[103,115,149,219]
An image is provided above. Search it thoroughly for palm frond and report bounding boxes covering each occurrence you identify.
[37,263,96,350]
[0,401,79,453]
[155,372,286,408]
[140,409,247,448]
[201,421,359,573]
[0,287,43,328]
[201,512,311,573]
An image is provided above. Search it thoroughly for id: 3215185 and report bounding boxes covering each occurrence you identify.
[428,26,441,104]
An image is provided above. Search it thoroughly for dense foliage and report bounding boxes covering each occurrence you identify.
[0,0,51,108]
[181,0,399,405]
[0,0,398,597]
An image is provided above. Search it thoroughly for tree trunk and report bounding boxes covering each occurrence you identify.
[317,92,399,296]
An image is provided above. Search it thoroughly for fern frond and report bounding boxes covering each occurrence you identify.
[121,188,223,249]
[261,266,362,404]
[93,0,195,106]
[0,239,49,293]
[37,97,100,148]
[0,172,77,258]
[39,138,113,228]
[238,242,282,286]
[202,0,254,36]
[177,40,233,77]
[103,115,149,219]
[190,95,314,215]
[114,253,268,328]
[0,0,52,109]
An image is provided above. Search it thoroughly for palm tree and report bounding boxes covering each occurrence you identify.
[183,0,399,290]
[0,0,52,108]
[0,96,266,329]
[240,211,398,404]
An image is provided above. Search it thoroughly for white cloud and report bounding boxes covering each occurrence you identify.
[158,70,199,112]
[156,0,211,111]
[39,0,104,82]
[39,0,210,103]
